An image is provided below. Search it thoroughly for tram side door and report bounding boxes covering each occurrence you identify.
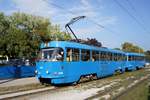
[100,52,108,76]
[101,60,108,76]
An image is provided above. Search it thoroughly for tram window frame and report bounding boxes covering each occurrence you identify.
[135,56,138,61]
[66,48,80,62]
[100,51,106,61]
[121,54,124,61]
[141,56,143,61]
[139,56,143,61]
[118,54,122,61]
[128,56,132,61]
[116,53,119,61]
[107,52,112,61]
[133,56,135,61]
[123,54,126,61]
[122,54,124,61]
[138,56,140,61]
[114,53,117,61]
[119,54,122,61]
[81,49,90,61]
[106,52,109,61]
[143,56,145,61]
[116,54,119,61]
[72,48,80,61]
[140,56,142,61]
[111,53,114,61]
[110,53,113,61]
[134,56,136,61]
[92,51,99,61]
[132,56,134,61]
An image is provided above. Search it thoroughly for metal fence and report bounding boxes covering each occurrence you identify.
[0,65,35,79]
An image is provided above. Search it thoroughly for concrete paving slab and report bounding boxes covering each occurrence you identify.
[0,77,39,87]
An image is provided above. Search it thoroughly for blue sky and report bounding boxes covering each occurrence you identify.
[0,0,149,50]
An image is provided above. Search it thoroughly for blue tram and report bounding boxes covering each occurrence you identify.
[125,53,145,71]
[35,41,145,84]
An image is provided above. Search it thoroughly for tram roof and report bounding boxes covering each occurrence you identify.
[41,41,125,54]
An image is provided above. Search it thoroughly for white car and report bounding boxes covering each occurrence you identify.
[145,62,150,66]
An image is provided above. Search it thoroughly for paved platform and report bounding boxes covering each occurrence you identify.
[0,87,55,100]
[0,77,39,87]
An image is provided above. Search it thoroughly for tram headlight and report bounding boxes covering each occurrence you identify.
[35,70,38,74]
[46,70,49,74]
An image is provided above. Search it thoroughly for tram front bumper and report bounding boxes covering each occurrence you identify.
[36,70,65,79]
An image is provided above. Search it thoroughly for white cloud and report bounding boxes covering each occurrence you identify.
[81,0,90,7]
[12,0,56,18]
[9,0,117,33]
[96,16,118,26]
[71,0,98,18]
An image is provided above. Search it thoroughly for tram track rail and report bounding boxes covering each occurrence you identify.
[0,66,149,100]
[0,86,56,100]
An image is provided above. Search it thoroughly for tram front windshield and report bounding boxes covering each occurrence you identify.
[41,48,64,61]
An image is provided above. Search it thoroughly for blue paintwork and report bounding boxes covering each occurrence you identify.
[125,53,145,71]
[0,65,35,79]
[36,41,145,84]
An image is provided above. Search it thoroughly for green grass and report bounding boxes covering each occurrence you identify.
[116,79,150,100]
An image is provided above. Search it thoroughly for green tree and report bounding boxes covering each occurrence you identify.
[121,42,144,53]
[0,12,71,59]
[0,13,10,56]
[114,48,121,50]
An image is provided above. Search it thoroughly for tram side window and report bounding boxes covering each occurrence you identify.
[128,56,132,61]
[139,56,143,61]
[92,51,99,61]
[108,52,113,61]
[138,56,140,61]
[123,55,127,61]
[67,48,72,61]
[121,54,124,61]
[116,54,119,61]
[135,56,137,61]
[139,56,142,61]
[114,53,117,61]
[72,49,79,61]
[81,49,90,61]
[132,56,135,61]
[141,56,143,61]
[117,54,120,61]
[111,53,114,61]
[133,56,135,61]
[101,51,109,61]
[118,54,122,61]
[123,55,126,61]
[106,52,109,61]
[136,56,138,61]
[66,48,79,61]
[142,56,145,61]
[100,52,105,61]
[143,56,145,61]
